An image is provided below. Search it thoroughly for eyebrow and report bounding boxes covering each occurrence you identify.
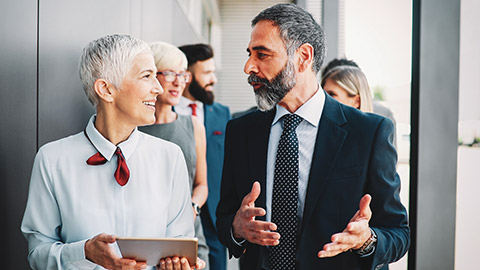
[141,69,156,74]
[246,46,273,53]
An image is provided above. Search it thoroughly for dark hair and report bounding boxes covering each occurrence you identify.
[178,44,214,67]
[252,3,326,73]
[322,58,359,78]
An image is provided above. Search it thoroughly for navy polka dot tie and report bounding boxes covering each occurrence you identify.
[269,114,303,270]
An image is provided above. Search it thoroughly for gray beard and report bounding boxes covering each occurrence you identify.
[249,59,296,112]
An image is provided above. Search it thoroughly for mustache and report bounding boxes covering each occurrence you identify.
[248,74,270,85]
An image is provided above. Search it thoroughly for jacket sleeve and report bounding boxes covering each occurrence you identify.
[363,117,410,270]
[216,121,247,258]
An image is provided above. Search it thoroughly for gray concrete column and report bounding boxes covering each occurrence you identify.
[409,0,460,269]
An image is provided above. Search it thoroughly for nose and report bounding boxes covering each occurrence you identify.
[244,57,258,75]
[152,77,164,95]
[212,73,218,85]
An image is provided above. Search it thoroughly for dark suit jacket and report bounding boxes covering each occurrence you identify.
[216,93,410,270]
[203,102,231,227]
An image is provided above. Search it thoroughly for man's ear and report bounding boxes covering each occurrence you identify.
[93,79,114,103]
[297,43,314,72]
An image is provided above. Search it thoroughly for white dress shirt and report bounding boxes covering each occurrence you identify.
[175,96,205,124]
[21,115,194,270]
[266,89,325,225]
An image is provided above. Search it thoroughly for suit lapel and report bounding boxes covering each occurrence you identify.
[247,110,275,221]
[203,103,211,135]
[301,95,348,229]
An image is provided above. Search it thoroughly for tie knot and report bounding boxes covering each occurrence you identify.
[283,114,303,132]
[188,103,198,116]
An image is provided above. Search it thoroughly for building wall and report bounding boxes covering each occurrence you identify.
[0,0,216,268]
[216,0,292,115]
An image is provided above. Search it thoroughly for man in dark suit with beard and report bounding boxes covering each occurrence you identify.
[216,4,409,270]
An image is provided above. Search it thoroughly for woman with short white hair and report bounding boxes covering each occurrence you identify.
[21,34,205,270]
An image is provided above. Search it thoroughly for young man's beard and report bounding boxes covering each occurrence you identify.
[247,58,296,112]
[189,76,215,105]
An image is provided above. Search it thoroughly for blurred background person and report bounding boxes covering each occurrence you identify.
[322,58,397,147]
[21,34,204,270]
[321,65,373,112]
[139,41,210,269]
[176,44,230,270]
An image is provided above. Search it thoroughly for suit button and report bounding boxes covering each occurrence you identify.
[375,264,384,270]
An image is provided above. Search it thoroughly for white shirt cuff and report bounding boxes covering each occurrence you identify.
[230,228,246,246]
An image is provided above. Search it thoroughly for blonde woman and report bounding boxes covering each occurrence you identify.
[139,41,210,269]
[321,65,373,112]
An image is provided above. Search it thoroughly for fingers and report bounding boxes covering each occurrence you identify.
[242,181,261,207]
[318,242,350,258]
[358,194,372,220]
[164,257,173,270]
[241,206,266,219]
[158,259,166,270]
[250,232,280,246]
[238,228,280,246]
[112,258,146,270]
[133,261,148,270]
[244,220,276,232]
[173,257,181,269]
[195,258,206,269]
[97,233,116,244]
[179,257,191,270]
[317,232,357,258]
[348,194,372,223]
[159,257,186,270]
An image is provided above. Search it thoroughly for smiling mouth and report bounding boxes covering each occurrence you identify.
[143,101,155,106]
[169,90,179,96]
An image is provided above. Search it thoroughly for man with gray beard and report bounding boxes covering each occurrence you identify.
[216,3,409,270]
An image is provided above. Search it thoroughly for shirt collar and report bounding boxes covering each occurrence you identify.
[272,85,325,127]
[85,115,139,161]
[179,96,204,110]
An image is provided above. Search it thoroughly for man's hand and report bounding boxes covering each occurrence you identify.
[232,181,280,246]
[318,194,373,258]
[85,233,147,269]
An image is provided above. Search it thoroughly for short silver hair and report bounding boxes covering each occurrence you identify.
[79,34,152,106]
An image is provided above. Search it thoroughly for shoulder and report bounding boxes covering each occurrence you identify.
[37,132,84,158]
[138,131,183,154]
[339,103,394,135]
[208,102,230,115]
[227,109,269,131]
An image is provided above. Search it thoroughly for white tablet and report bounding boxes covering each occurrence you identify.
[116,237,198,266]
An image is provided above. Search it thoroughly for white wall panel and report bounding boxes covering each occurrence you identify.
[217,0,292,114]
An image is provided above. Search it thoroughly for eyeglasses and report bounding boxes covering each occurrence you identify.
[157,71,191,83]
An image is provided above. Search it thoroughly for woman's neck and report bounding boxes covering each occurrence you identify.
[94,110,134,146]
[154,103,177,124]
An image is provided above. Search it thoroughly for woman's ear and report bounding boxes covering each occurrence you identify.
[93,79,114,103]
[354,95,361,109]
[297,43,314,72]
